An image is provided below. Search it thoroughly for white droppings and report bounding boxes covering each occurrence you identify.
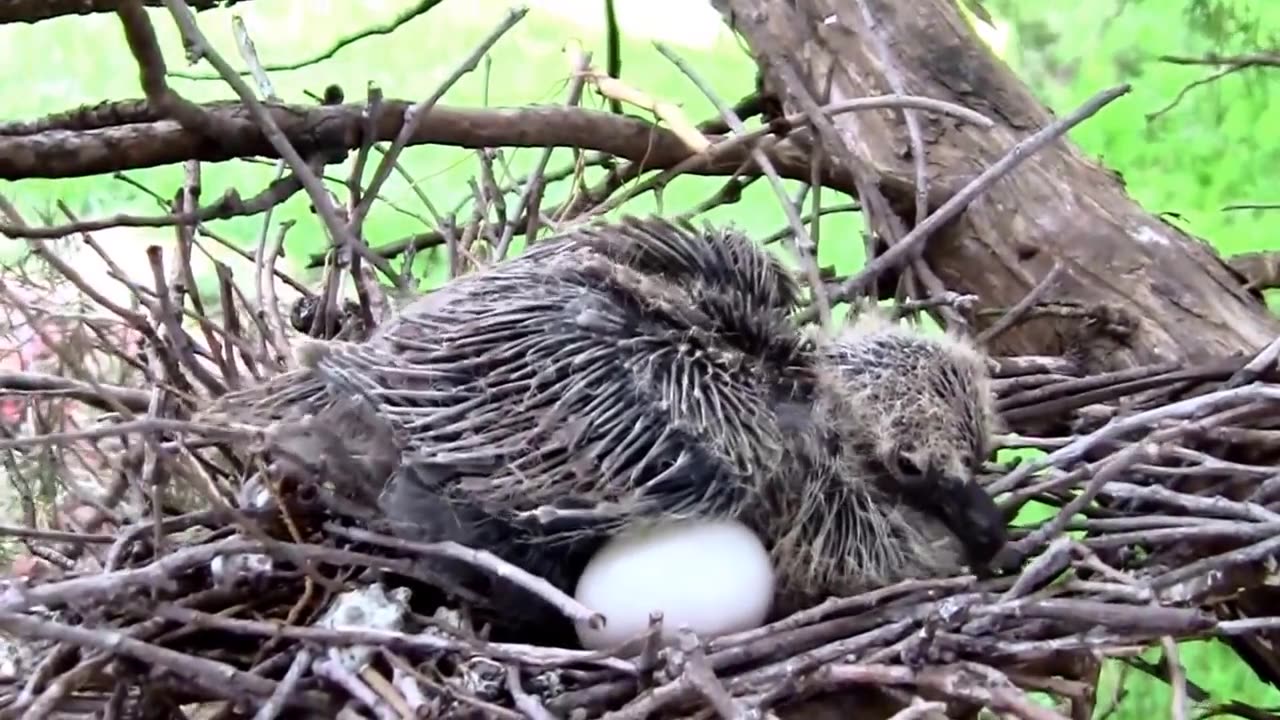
[1134,225,1172,247]
[316,584,414,672]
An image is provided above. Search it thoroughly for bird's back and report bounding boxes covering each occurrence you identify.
[363,218,817,538]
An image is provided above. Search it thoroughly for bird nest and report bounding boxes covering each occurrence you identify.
[1,225,1279,720]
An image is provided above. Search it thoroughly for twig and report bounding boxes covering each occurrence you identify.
[493,45,593,259]
[0,537,262,613]
[678,630,751,720]
[1225,333,1280,389]
[1005,441,1152,560]
[148,602,633,671]
[312,655,399,720]
[157,0,400,287]
[0,522,116,544]
[507,666,557,720]
[0,370,150,413]
[252,648,314,720]
[1147,52,1278,122]
[813,663,1069,720]
[852,0,928,230]
[977,263,1065,345]
[656,41,833,331]
[173,0,449,79]
[815,84,1131,320]
[325,524,603,628]
[1160,636,1189,720]
[0,610,300,708]
[350,7,529,236]
[990,383,1280,495]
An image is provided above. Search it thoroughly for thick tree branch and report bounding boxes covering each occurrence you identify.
[713,0,1277,368]
[0,101,843,185]
[0,0,247,24]
[0,97,991,204]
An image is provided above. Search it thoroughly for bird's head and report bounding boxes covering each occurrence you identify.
[824,310,1008,571]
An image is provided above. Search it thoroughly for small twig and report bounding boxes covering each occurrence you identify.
[351,6,528,235]
[1147,52,1277,122]
[507,666,557,720]
[814,663,1069,720]
[815,84,1131,320]
[1224,333,1280,389]
[172,0,449,80]
[149,602,633,671]
[656,41,833,332]
[312,655,399,720]
[0,522,116,544]
[252,648,314,720]
[158,0,400,287]
[990,383,1280,495]
[976,263,1065,345]
[494,45,593,259]
[0,537,262,613]
[852,0,928,230]
[326,523,603,628]
[1005,441,1152,560]
[0,610,297,707]
[1161,636,1189,720]
[678,630,751,720]
[886,698,949,720]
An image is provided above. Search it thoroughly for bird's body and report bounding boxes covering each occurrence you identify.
[200,216,1007,636]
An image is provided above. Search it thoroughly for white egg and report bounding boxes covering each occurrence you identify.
[572,518,776,652]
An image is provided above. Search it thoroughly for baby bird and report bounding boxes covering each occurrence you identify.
[199,216,1008,630]
[766,309,1007,612]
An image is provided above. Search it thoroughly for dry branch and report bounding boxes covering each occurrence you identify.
[0,97,989,190]
[0,0,247,24]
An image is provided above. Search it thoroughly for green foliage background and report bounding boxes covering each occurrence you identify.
[0,0,1276,716]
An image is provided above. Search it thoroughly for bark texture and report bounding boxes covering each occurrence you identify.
[713,0,1277,369]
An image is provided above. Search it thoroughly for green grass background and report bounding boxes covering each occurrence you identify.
[1,0,1277,716]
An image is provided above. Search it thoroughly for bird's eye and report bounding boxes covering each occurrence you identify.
[895,455,923,478]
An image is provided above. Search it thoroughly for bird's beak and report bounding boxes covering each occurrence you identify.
[928,473,1009,568]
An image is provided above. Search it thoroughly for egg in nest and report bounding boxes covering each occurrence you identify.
[572,518,776,652]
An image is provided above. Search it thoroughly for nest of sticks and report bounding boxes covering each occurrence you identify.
[0,6,1278,718]
[0,220,1279,720]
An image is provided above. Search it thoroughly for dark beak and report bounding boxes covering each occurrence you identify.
[927,474,1008,568]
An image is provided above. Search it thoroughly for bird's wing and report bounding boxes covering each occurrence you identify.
[574,215,803,315]
[314,224,816,542]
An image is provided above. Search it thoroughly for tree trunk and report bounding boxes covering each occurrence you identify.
[711,0,1277,371]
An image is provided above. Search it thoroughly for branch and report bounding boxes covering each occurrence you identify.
[1147,52,1280,121]
[0,0,250,24]
[1158,52,1280,68]
[0,95,989,185]
[809,84,1130,320]
[170,0,448,80]
[0,101,774,179]
[0,370,151,413]
[0,174,303,239]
